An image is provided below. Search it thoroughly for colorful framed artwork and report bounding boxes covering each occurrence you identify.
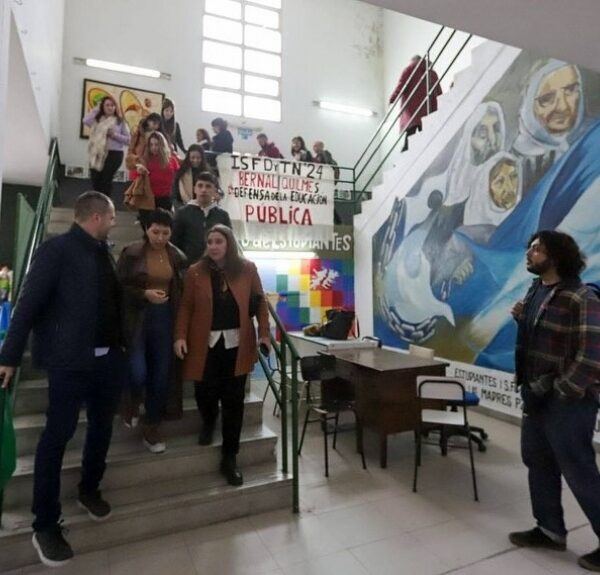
[80,79,165,139]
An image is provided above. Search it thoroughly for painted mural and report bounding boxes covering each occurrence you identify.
[373,52,600,374]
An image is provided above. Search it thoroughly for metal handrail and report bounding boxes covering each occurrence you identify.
[0,138,60,525]
[353,26,447,172]
[263,298,301,513]
[354,29,458,185]
[353,26,474,203]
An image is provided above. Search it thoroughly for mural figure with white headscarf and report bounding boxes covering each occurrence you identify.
[428,151,523,301]
[512,59,586,192]
[392,101,506,250]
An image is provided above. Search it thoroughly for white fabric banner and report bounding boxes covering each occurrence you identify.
[218,155,336,243]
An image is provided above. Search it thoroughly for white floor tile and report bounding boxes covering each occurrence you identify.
[281,550,369,575]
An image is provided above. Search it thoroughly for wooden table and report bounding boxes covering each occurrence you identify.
[323,348,448,468]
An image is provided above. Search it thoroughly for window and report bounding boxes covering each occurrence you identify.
[202,0,282,122]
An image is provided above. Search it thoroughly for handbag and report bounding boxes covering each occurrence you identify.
[123,173,155,211]
[320,308,355,340]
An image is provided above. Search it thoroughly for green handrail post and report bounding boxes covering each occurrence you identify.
[280,339,288,475]
[290,347,300,513]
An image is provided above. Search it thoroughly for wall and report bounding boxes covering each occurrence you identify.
[59,0,384,170]
[9,0,64,141]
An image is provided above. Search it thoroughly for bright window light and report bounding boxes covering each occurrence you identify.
[317,100,375,117]
[202,88,242,116]
[244,49,281,77]
[246,0,282,9]
[244,25,281,53]
[245,251,317,260]
[245,5,279,29]
[203,15,242,44]
[244,75,279,97]
[205,0,241,20]
[202,40,242,69]
[85,59,160,78]
[244,95,281,122]
[205,68,241,90]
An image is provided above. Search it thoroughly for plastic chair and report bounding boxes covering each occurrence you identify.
[413,376,479,501]
[297,354,367,477]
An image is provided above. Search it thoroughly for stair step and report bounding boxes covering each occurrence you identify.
[0,464,292,572]
[3,426,278,510]
[14,393,265,456]
[13,378,243,416]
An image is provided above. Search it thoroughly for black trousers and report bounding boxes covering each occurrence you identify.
[194,338,246,455]
[90,150,124,198]
[32,348,124,531]
[401,124,422,152]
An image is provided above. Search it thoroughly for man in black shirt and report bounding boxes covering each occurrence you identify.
[171,171,232,264]
[0,192,125,567]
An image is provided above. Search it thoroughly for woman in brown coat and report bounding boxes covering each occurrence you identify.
[117,209,187,453]
[174,224,270,485]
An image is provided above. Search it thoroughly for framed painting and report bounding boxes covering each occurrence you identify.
[80,79,165,139]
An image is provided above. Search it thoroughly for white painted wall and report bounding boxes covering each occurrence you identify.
[10,0,64,141]
[59,0,384,170]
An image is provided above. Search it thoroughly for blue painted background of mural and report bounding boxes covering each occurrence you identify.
[373,52,600,373]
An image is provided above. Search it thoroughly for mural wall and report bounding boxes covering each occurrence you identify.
[373,52,600,377]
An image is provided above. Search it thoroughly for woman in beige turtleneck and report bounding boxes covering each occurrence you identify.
[117,208,187,453]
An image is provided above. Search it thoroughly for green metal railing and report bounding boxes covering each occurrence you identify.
[353,26,474,203]
[0,138,60,525]
[262,298,301,513]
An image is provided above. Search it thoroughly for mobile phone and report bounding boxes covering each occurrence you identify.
[259,343,269,357]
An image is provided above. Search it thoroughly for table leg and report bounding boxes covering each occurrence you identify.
[379,434,388,468]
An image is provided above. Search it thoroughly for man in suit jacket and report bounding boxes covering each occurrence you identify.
[0,192,125,567]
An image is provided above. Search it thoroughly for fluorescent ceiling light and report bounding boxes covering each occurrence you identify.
[316,100,375,117]
[245,251,317,260]
[84,59,161,79]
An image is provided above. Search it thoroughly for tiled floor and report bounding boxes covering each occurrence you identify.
[7,398,598,574]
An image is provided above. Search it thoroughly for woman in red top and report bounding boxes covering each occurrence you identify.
[135,131,179,228]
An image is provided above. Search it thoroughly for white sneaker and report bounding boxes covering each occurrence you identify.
[143,438,166,454]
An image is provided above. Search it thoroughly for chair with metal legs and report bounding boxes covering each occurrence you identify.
[297,354,367,477]
[408,344,488,453]
[413,376,479,501]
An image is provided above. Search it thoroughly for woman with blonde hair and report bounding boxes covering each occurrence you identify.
[133,131,179,227]
[174,224,270,486]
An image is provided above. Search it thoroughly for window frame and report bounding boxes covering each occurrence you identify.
[201,0,282,123]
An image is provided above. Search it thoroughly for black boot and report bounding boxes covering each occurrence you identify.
[198,423,215,446]
[220,454,243,486]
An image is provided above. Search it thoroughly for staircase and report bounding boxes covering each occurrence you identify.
[0,207,292,572]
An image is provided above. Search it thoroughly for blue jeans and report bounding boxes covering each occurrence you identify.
[521,393,600,540]
[128,303,173,425]
[32,348,125,532]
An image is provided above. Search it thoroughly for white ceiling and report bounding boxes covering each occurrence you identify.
[368,0,600,73]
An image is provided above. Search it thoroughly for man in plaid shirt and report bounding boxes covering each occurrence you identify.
[508,230,600,572]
